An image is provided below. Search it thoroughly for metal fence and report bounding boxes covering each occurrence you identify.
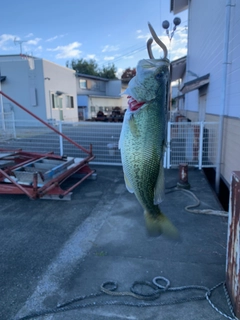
[167,121,219,169]
[0,119,219,168]
[0,112,16,140]
[0,120,122,165]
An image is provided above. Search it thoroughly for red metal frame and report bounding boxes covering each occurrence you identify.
[0,91,92,155]
[0,91,96,200]
[0,149,95,199]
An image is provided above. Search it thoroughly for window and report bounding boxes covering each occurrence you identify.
[30,88,38,106]
[51,93,62,109]
[51,93,56,108]
[66,95,74,108]
[91,80,100,91]
[79,79,87,89]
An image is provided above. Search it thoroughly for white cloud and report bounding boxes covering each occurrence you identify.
[27,38,42,45]
[136,30,142,34]
[35,46,43,52]
[102,45,119,53]
[46,34,65,42]
[47,42,82,59]
[116,67,124,79]
[148,31,188,60]
[85,54,97,60]
[137,34,149,40]
[171,47,187,61]
[103,56,115,61]
[25,33,34,38]
[0,34,16,50]
[46,36,58,42]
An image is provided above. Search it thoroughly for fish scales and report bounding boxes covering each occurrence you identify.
[123,101,165,214]
[119,56,178,238]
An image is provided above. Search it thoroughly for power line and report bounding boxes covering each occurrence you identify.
[98,43,147,65]
[112,45,146,63]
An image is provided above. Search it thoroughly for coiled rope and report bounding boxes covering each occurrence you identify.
[15,188,232,320]
[15,277,238,320]
[166,187,229,217]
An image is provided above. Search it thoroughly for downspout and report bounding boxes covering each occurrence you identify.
[215,0,232,194]
[0,71,5,131]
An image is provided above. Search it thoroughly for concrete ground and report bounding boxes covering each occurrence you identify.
[0,165,232,320]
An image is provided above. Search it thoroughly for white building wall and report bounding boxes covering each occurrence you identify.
[183,0,240,184]
[185,0,240,118]
[0,57,46,121]
[42,60,78,122]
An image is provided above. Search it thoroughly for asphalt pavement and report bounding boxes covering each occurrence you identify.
[0,165,232,320]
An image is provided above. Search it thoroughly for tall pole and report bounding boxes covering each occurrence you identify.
[215,0,232,194]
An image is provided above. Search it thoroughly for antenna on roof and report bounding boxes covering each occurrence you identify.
[14,37,27,54]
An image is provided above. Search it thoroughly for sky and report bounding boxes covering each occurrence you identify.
[0,0,188,78]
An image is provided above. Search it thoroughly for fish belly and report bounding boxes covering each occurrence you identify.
[121,103,163,211]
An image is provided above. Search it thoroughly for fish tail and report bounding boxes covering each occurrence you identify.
[144,210,179,239]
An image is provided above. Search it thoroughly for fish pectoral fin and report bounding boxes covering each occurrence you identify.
[124,174,134,193]
[154,159,165,205]
[128,115,139,137]
[144,210,179,239]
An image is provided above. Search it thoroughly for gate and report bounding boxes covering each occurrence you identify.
[166,121,219,169]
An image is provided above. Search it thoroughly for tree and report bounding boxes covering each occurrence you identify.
[99,64,117,79]
[121,67,136,80]
[66,59,117,79]
[66,58,99,76]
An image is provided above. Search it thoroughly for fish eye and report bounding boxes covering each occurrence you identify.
[155,71,165,80]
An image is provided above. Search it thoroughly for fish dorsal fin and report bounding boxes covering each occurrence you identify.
[154,159,165,204]
[124,174,134,193]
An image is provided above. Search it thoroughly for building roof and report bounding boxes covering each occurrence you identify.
[76,73,110,82]
[180,73,210,94]
[170,0,188,14]
[170,56,186,81]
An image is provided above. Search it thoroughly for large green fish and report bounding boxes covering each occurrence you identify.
[119,23,178,238]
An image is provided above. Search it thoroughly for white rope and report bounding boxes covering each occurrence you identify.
[167,187,229,217]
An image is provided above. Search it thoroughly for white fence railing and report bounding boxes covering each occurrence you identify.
[0,120,122,165]
[0,112,16,140]
[167,121,219,169]
[0,119,219,168]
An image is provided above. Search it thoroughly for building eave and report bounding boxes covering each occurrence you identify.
[0,76,6,82]
[170,0,188,14]
[76,73,110,82]
[180,73,210,94]
[171,56,186,81]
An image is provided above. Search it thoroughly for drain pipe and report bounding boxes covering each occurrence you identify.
[215,0,232,194]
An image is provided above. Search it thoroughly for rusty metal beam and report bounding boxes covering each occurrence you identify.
[226,171,240,318]
[0,91,92,156]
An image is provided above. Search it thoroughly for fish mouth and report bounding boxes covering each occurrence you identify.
[127,96,145,111]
